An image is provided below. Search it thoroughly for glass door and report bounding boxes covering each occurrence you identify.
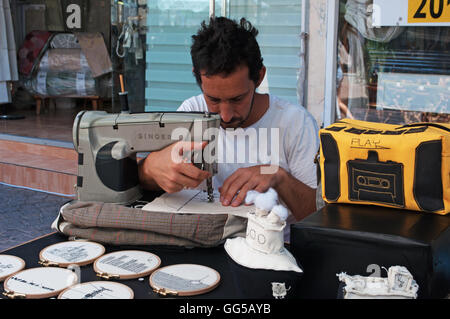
[329,0,450,125]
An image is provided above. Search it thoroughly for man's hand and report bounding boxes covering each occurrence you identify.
[219,165,282,207]
[138,141,211,193]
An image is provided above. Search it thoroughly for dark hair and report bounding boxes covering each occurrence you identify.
[191,17,264,86]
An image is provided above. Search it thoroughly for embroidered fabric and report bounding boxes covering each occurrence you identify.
[224,189,302,273]
[337,266,419,299]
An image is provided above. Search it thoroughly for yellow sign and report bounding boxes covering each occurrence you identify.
[408,0,450,23]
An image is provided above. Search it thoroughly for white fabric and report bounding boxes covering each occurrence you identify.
[141,189,253,218]
[178,94,320,242]
[337,266,418,299]
[245,213,285,254]
[225,237,302,273]
[0,0,18,104]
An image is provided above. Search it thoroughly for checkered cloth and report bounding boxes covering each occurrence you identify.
[53,201,247,247]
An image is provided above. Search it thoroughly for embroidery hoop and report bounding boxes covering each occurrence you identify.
[149,264,221,296]
[39,241,105,267]
[58,281,134,299]
[0,255,26,282]
[93,250,161,280]
[3,267,78,299]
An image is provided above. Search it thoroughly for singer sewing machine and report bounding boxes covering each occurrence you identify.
[73,110,220,204]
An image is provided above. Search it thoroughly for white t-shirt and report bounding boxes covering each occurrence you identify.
[178,94,319,241]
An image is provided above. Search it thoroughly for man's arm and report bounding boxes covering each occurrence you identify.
[273,167,316,221]
[138,141,211,193]
[138,153,163,191]
[219,165,317,221]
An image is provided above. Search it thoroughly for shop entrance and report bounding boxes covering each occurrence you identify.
[0,0,113,143]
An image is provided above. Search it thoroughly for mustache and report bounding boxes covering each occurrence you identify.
[221,118,242,125]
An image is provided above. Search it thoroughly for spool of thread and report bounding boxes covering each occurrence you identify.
[119,74,125,93]
[118,74,129,113]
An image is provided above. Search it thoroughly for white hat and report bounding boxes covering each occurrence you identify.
[224,189,302,273]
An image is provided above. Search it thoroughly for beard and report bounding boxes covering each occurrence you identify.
[220,117,244,129]
[218,90,256,129]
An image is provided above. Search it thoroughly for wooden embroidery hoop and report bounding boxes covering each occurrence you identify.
[3,267,78,299]
[38,241,106,267]
[58,281,134,299]
[93,250,161,280]
[149,264,221,297]
[0,255,26,282]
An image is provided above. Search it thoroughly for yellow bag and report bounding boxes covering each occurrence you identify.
[319,119,450,214]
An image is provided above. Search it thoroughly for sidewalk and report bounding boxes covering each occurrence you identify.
[0,183,69,252]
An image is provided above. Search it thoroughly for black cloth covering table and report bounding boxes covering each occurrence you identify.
[290,204,450,299]
[0,232,303,299]
[0,232,239,299]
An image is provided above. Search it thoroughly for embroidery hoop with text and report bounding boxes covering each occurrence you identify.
[93,250,161,280]
[0,255,26,282]
[3,267,78,299]
[58,281,134,299]
[39,241,105,267]
[149,264,221,296]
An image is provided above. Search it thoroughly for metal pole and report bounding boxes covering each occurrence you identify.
[210,0,215,18]
[221,0,227,17]
[323,0,339,127]
[299,0,309,108]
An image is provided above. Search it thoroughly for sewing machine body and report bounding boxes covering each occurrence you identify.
[73,111,220,204]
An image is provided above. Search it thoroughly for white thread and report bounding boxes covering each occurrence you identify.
[270,205,289,222]
[245,190,259,205]
[254,191,278,212]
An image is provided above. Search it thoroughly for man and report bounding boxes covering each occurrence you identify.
[139,17,319,239]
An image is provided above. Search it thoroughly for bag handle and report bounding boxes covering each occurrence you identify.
[398,123,450,133]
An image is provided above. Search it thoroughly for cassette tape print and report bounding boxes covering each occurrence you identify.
[348,151,405,207]
[319,119,450,214]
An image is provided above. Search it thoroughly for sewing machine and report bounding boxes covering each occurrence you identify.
[72,110,220,204]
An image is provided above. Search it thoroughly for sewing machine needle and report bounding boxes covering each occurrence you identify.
[207,177,214,202]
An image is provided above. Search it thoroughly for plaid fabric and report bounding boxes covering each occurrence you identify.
[57,201,247,247]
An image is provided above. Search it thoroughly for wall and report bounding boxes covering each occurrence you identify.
[305,0,328,127]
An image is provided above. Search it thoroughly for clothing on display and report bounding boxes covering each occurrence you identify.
[0,0,18,104]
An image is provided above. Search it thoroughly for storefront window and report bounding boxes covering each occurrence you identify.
[112,0,304,113]
[337,0,450,124]
[229,0,304,105]
[111,0,147,112]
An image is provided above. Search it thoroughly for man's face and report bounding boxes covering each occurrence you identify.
[200,65,256,129]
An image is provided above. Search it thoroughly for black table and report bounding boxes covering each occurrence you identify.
[290,204,450,299]
[0,232,245,299]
